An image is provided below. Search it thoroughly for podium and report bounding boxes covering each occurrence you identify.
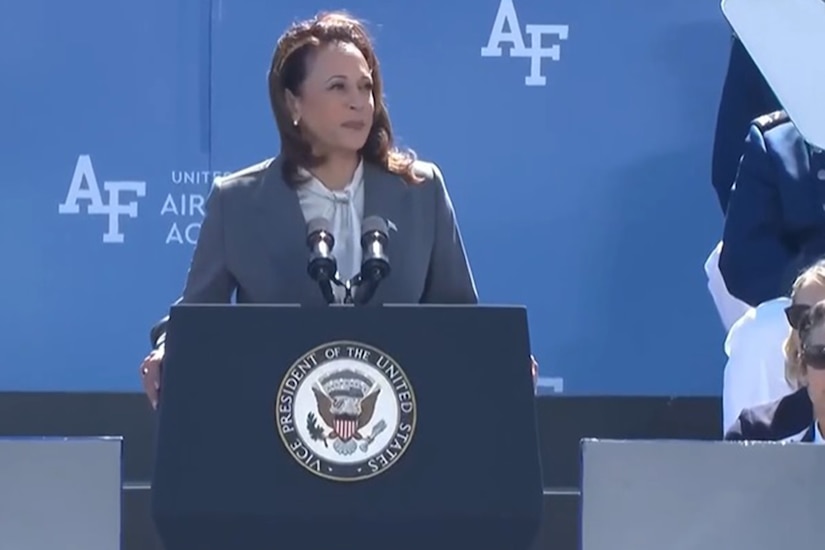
[151,304,543,550]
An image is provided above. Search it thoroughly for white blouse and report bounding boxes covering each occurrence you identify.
[295,160,365,303]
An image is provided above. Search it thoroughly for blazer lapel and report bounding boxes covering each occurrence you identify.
[253,157,326,306]
[362,163,410,303]
[248,158,415,305]
[801,424,816,442]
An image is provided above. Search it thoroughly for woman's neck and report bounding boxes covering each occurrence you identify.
[309,153,360,191]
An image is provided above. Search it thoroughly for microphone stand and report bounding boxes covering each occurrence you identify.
[343,270,382,306]
[315,272,362,306]
[342,277,356,305]
[324,216,390,306]
[334,276,354,305]
[318,277,336,305]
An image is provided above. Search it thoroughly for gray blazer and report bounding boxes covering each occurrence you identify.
[150,155,478,348]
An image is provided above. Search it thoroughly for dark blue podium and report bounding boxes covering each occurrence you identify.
[151,304,542,550]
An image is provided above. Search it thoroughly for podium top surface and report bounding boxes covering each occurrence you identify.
[169,302,528,311]
[580,439,825,550]
[0,436,123,443]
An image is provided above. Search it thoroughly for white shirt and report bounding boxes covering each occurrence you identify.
[815,422,824,444]
[722,297,794,433]
[705,241,750,332]
[296,161,365,303]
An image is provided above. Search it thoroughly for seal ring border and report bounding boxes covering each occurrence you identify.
[274,339,418,482]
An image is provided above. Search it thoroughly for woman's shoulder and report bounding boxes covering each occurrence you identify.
[750,112,811,168]
[725,388,812,441]
[368,157,447,196]
[367,157,443,184]
[213,158,278,193]
[409,159,443,184]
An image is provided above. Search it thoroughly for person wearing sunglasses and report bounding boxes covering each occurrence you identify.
[725,297,825,442]
[722,259,825,432]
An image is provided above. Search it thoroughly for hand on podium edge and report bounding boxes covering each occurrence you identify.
[139,344,164,409]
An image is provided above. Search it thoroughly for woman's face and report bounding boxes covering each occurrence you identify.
[803,322,825,413]
[287,41,375,157]
[787,281,825,329]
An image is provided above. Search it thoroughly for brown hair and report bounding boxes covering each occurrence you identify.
[267,12,421,186]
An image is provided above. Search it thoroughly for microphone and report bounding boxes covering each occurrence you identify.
[306,217,337,304]
[354,216,390,305]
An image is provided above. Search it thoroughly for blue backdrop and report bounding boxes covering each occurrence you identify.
[0,0,729,394]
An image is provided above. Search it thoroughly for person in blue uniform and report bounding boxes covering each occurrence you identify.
[719,110,825,308]
[711,36,780,212]
[725,297,825,442]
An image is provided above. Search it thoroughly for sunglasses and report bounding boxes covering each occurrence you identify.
[801,344,825,370]
[785,304,811,330]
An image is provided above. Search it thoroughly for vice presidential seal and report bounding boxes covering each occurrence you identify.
[274,341,417,482]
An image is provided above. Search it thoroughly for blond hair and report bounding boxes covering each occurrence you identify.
[784,259,825,388]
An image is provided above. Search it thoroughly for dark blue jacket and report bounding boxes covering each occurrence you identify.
[725,387,815,442]
[719,111,825,307]
[711,36,780,212]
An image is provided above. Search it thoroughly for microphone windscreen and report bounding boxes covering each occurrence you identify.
[361,216,388,236]
[307,217,333,236]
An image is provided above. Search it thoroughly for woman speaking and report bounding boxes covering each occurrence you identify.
[138,12,480,407]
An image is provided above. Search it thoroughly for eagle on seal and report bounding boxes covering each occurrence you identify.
[311,384,381,443]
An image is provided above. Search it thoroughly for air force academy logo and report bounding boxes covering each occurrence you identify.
[275,341,417,482]
[58,155,146,243]
[481,0,569,86]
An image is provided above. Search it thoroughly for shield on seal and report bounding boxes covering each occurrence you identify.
[335,417,358,441]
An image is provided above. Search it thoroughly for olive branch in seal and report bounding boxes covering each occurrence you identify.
[306,412,328,447]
